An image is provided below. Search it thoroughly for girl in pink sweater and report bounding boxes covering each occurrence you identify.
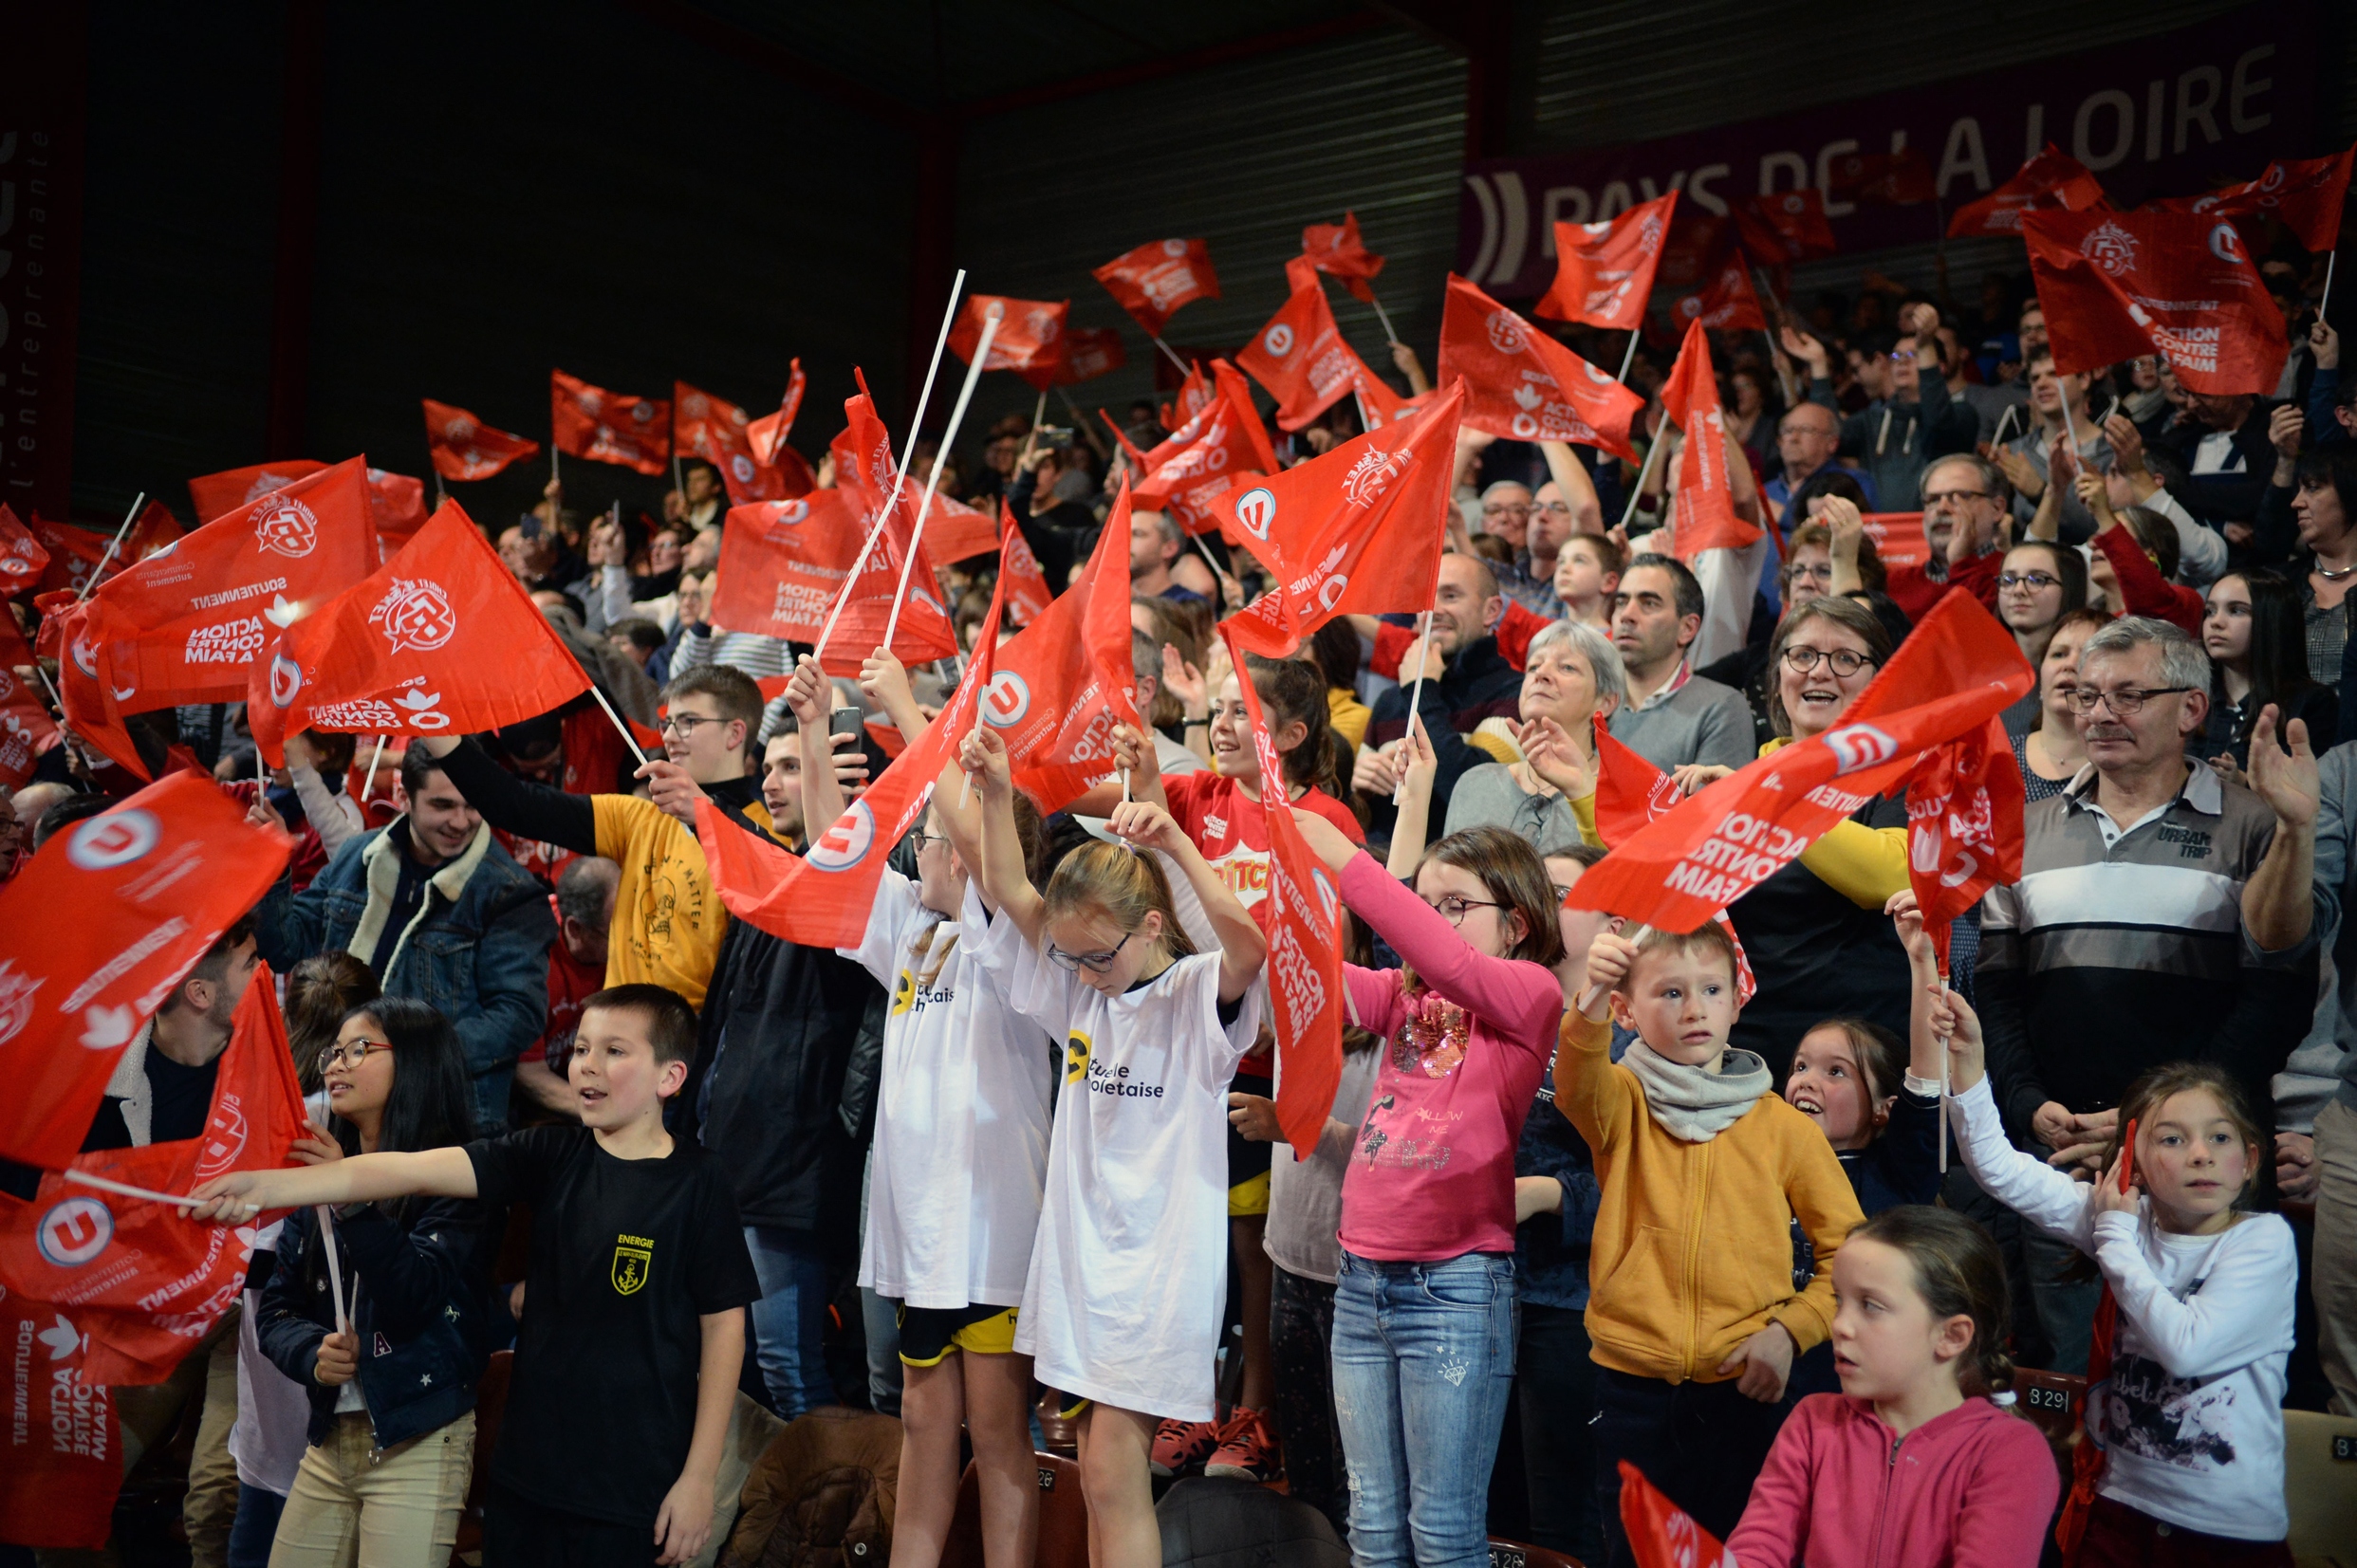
[1289,813,1566,1568]
[1729,1206,2058,1567]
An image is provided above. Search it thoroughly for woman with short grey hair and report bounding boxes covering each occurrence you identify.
[1441,619,1625,855]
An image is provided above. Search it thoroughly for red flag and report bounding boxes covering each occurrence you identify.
[1667,249,1770,334]
[1948,144,2108,237]
[366,468,430,556]
[948,295,1069,373]
[2023,208,2290,397]
[1591,719,1686,849]
[1567,595,2032,931]
[1902,717,2026,970]
[2146,148,2353,252]
[54,600,150,780]
[1301,212,1385,304]
[1093,238,1220,337]
[1348,359,1435,433]
[0,773,292,1168]
[746,360,806,467]
[0,1282,121,1547]
[1654,210,1733,295]
[0,969,310,1387]
[1437,275,1643,460]
[550,370,673,476]
[1164,360,1215,430]
[188,460,329,525]
[926,494,1003,564]
[123,501,183,563]
[1535,193,1679,331]
[1659,322,1761,562]
[0,503,51,594]
[1826,147,1939,207]
[94,456,378,710]
[1861,512,1931,571]
[675,380,793,507]
[1617,1463,1733,1568]
[421,399,541,482]
[698,565,1010,950]
[1732,190,1837,263]
[814,379,959,676]
[28,516,114,599]
[1018,326,1127,391]
[1125,393,1276,534]
[709,491,873,644]
[1212,359,1283,478]
[1237,278,1357,431]
[1000,505,1054,626]
[1218,383,1466,658]
[0,615,59,790]
[248,500,595,766]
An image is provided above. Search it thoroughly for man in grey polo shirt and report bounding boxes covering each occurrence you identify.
[1604,553,1756,772]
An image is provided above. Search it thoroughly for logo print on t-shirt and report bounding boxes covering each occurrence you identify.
[1064,1030,1092,1084]
[611,1234,654,1296]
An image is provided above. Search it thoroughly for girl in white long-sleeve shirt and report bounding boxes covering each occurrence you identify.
[1931,987,2294,1563]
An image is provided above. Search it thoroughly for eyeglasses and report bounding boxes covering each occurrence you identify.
[1921,489,1992,507]
[1781,646,1876,677]
[2065,685,2192,715]
[909,830,948,851]
[1424,894,1502,926]
[1997,571,2060,591]
[1481,503,1531,518]
[322,1039,393,1070]
[659,713,720,736]
[1786,563,1834,584]
[1534,500,1573,516]
[1047,931,1133,973]
[1550,883,1575,903]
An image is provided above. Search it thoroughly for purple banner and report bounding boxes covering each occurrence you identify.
[1460,3,2321,299]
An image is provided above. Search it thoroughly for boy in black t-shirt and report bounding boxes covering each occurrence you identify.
[195,984,758,1567]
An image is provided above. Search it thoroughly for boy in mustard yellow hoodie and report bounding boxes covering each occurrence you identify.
[1560,923,1863,1568]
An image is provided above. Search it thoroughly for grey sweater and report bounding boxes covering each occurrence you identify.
[1443,764,1587,857]
[1606,671,1757,771]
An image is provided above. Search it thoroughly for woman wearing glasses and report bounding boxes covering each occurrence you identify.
[1995,541,2088,736]
[255,999,492,1568]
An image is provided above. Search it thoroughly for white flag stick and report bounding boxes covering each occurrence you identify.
[2324,249,2339,320]
[1366,289,1400,346]
[64,1168,200,1208]
[358,735,387,803]
[76,491,147,602]
[1616,333,1641,384]
[1937,975,1954,1176]
[1151,335,1191,375]
[884,311,999,648]
[1393,609,1435,805]
[672,452,684,507]
[315,1205,350,1333]
[590,686,652,767]
[1616,433,1670,535]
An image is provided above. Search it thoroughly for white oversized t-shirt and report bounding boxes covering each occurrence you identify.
[844,873,1055,1311]
[971,917,1264,1421]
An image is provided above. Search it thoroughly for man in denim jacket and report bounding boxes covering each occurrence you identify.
[252,745,554,1130]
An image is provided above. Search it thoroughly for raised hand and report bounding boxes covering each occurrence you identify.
[2246,707,2319,829]
[784,655,829,728]
[857,647,913,717]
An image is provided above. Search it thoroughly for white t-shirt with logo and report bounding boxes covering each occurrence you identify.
[844,873,1055,1311]
[971,916,1264,1421]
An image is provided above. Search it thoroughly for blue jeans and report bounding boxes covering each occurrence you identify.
[1329,1249,1517,1568]
[228,1481,287,1568]
[744,1226,838,1418]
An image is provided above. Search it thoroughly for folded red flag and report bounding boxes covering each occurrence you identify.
[1617,1463,1733,1568]
[2023,208,2290,397]
[1301,212,1385,304]
[949,295,1069,372]
[0,503,51,594]
[1567,594,2032,931]
[124,501,182,563]
[1349,358,1435,433]
[1019,325,1126,391]
[1536,192,1679,331]
[1948,144,2108,237]
[366,468,430,557]
[1217,382,1465,658]
[1124,392,1275,534]
[1902,715,2026,971]
[1213,359,1283,477]
[1238,277,1358,432]
[1669,248,1770,334]
[95,456,377,710]
[0,1282,121,1546]
[2145,148,2352,252]
[1732,189,1837,263]
[0,614,59,791]
[28,516,113,599]
[746,360,806,468]
[0,774,292,1168]
[1827,147,1938,207]
[421,399,541,482]
[0,968,309,1388]
[1590,718,1686,849]
[54,600,150,780]
[1093,238,1220,337]
[1164,360,1215,431]
[1437,274,1642,460]
[188,460,329,526]
[550,370,672,475]
[676,380,795,507]
[1660,321,1762,561]
[709,491,872,644]
[926,493,1003,563]
[1000,503,1054,626]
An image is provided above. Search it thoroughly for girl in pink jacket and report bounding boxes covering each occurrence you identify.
[1729,1206,2058,1567]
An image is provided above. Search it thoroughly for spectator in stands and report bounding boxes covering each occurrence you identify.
[1869,457,2007,623]
[2255,439,2357,692]
[1551,531,1622,632]
[1364,552,1528,822]
[672,564,793,680]
[1129,509,1204,604]
[1604,554,1754,771]
[2157,387,2281,541]
[680,458,725,532]
[1444,620,1625,855]
[2197,570,2338,777]
[0,787,20,881]
[1762,388,1867,526]
[1794,306,1976,511]
[1008,444,1100,586]
[496,514,589,599]
[514,856,621,1124]
[1995,352,2110,543]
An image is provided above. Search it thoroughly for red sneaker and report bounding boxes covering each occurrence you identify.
[1203,1405,1282,1483]
[1150,1415,1220,1477]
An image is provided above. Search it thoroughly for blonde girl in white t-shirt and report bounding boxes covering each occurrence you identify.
[958,723,1268,1568]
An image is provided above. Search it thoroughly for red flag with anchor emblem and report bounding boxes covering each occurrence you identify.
[1659,322,1761,561]
[422,398,541,482]
[948,295,1069,372]
[0,773,291,1170]
[1566,595,2032,932]
[1216,383,1465,658]
[1536,193,1679,331]
[1667,249,1769,334]
[0,614,59,790]
[1093,238,1220,337]
[1902,717,2026,969]
[0,503,50,594]
[188,461,329,525]
[550,370,673,475]
[1437,275,1642,461]
[1237,277,1358,432]
[0,1285,121,1546]
[2023,208,2289,396]
[1301,212,1385,304]
[746,360,806,467]
[248,500,593,766]
[2145,148,2353,251]
[1732,190,1837,263]
[1947,144,2108,237]
[0,969,310,1387]
[709,491,873,644]
[674,381,794,507]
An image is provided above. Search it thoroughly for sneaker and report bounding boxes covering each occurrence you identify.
[1202,1405,1282,1483]
[1150,1415,1220,1477]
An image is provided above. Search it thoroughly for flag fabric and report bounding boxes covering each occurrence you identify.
[1350,358,1435,432]
[1000,506,1054,626]
[54,600,150,780]
[1659,321,1762,561]
[0,614,59,790]
[1123,393,1274,534]
[94,457,378,710]
[1947,144,2108,237]
[0,773,293,1169]
[0,503,51,593]
[675,380,793,507]
[1732,190,1838,263]
[28,516,116,598]
[814,379,959,676]
[2145,147,2352,251]
[924,493,1003,563]
[1616,1463,1734,1568]
[123,501,182,563]
[1164,360,1215,430]
[249,500,594,766]
[1218,622,1344,1161]
[366,469,430,554]
[1018,326,1127,391]
[1590,719,1686,849]
[1218,382,1465,657]
[1092,238,1220,337]
[948,295,1069,373]
[709,491,873,644]
[421,398,541,482]
[745,360,806,468]
[1535,192,1679,331]
[0,968,310,1387]
[1437,275,1643,460]
[1827,147,1939,206]
[188,461,329,526]
[0,1282,121,1547]
[2023,208,2290,397]
[1669,249,1770,334]
[1237,278,1357,431]
[550,370,673,476]
[1902,716,2026,970]
[1212,359,1283,477]
[1301,212,1385,304]
[1566,594,2032,931]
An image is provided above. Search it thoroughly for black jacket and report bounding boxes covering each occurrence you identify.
[1366,634,1526,832]
[2153,401,2283,528]
[260,1196,492,1450]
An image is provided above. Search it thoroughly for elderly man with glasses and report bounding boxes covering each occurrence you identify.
[1974,616,2318,1373]
[1867,454,2011,623]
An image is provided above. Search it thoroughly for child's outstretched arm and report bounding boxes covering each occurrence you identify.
[958,728,1046,947]
[1056,726,1172,818]
[1385,717,1438,879]
[857,647,930,748]
[654,1307,746,1566]
[1934,988,2097,1247]
[189,1147,478,1224]
[1887,890,1947,1084]
[1108,800,1266,1002]
[786,655,847,835]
